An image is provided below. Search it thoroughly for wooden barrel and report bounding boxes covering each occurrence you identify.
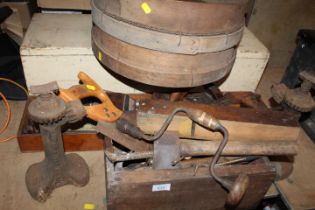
[91,0,245,88]
[92,0,244,54]
[92,26,236,88]
[94,0,246,35]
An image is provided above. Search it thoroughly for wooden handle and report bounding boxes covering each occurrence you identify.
[59,71,122,122]
[226,173,249,207]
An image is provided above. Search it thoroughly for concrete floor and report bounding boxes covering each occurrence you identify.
[0,66,314,209]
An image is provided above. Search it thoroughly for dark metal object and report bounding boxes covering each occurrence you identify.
[65,99,87,123]
[29,81,59,95]
[0,6,13,24]
[153,132,180,170]
[105,150,153,162]
[28,93,66,124]
[25,90,89,202]
[96,121,151,152]
[217,156,260,166]
[281,30,315,88]
[272,71,315,112]
[276,29,315,141]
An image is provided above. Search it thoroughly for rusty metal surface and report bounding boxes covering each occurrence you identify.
[153,131,181,169]
[28,93,67,124]
[92,0,244,54]
[94,0,246,35]
[29,81,59,95]
[96,121,151,152]
[135,98,300,127]
[26,93,89,202]
[92,26,236,88]
[272,71,315,112]
[65,99,87,123]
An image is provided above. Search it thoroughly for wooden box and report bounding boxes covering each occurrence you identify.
[37,0,91,10]
[21,13,270,93]
[105,158,276,210]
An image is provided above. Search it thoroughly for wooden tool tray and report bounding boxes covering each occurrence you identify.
[17,92,300,152]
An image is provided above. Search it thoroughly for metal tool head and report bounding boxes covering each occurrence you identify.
[28,93,67,124]
[29,81,59,95]
[153,131,181,170]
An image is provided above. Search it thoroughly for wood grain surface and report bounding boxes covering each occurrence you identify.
[92,0,244,54]
[97,0,245,35]
[92,26,236,88]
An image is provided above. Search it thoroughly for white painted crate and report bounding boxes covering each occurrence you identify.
[37,0,91,10]
[21,13,269,93]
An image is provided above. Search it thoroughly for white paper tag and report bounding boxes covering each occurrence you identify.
[152,183,171,192]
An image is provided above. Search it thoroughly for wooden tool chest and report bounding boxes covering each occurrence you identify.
[105,158,276,210]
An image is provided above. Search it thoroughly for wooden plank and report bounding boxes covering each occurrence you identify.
[18,132,104,152]
[137,99,300,126]
[137,112,300,143]
[135,99,300,144]
[180,140,297,156]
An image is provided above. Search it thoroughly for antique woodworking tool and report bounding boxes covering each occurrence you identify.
[59,71,122,122]
[102,107,250,206]
[21,72,298,209]
[25,86,89,202]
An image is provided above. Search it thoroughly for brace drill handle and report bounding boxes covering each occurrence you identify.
[59,72,122,122]
[117,108,249,206]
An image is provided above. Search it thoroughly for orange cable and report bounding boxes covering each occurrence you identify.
[0,78,28,95]
[0,78,28,143]
[0,91,16,142]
